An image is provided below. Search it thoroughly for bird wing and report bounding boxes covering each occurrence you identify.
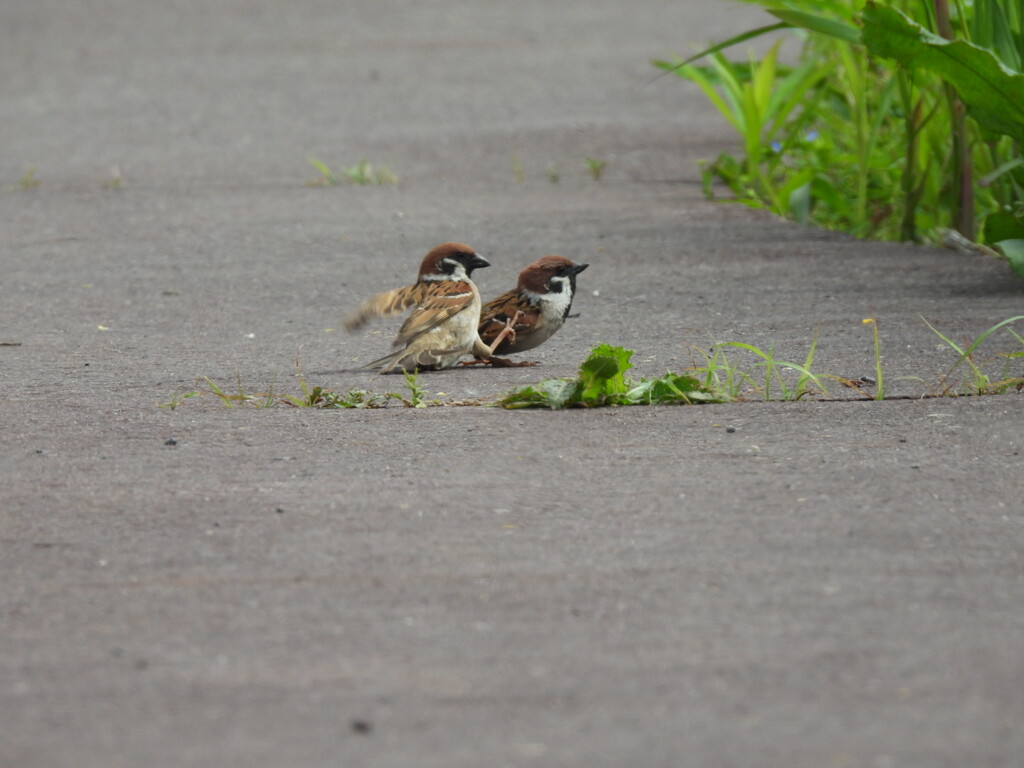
[478,290,539,352]
[344,284,423,331]
[393,280,477,347]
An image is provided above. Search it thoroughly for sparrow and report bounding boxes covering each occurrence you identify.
[344,242,519,373]
[469,255,590,367]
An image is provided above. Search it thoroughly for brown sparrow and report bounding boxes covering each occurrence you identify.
[469,255,589,366]
[344,242,518,373]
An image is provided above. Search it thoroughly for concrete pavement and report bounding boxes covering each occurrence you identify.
[3,2,1022,766]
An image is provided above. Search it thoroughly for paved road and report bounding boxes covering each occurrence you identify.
[3,2,1022,767]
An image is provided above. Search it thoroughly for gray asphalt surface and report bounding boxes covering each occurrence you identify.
[3,2,1023,767]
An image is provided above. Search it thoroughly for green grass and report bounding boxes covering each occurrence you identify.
[159,369,434,410]
[584,157,608,180]
[511,155,525,183]
[306,157,398,187]
[11,166,41,190]
[863,317,886,400]
[717,332,826,401]
[101,165,123,189]
[160,318,1024,412]
[923,314,1024,395]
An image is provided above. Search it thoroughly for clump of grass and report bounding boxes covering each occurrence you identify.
[280,368,396,408]
[863,317,886,400]
[345,160,398,186]
[546,162,561,184]
[688,315,1023,401]
[684,344,754,399]
[158,388,199,411]
[307,157,339,186]
[511,155,525,183]
[307,157,398,187]
[101,165,122,189]
[399,371,438,408]
[159,361,438,410]
[923,314,1024,395]
[718,332,827,401]
[583,157,607,180]
[12,166,41,190]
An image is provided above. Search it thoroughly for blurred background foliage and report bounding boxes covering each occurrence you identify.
[656,0,1024,278]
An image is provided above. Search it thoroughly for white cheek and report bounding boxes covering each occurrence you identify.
[542,285,573,318]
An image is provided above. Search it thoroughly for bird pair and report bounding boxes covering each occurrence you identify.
[344,242,589,373]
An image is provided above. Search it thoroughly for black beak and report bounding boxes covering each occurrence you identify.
[466,253,491,274]
[572,263,590,275]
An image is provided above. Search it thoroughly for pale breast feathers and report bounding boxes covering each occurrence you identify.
[393,280,479,347]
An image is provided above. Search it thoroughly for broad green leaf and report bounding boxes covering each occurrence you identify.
[984,211,1024,242]
[862,3,1024,145]
[993,240,1024,279]
[580,355,621,384]
[970,0,1022,72]
[631,374,728,405]
[499,345,725,409]
[578,344,633,402]
[784,176,813,223]
[500,379,577,409]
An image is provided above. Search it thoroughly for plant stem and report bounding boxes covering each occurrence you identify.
[935,0,976,240]
[898,71,920,242]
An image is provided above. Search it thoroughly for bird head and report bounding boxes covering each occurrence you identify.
[518,255,589,294]
[419,242,490,281]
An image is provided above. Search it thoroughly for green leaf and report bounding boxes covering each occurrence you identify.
[984,211,1024,242]
[652,22,789,77]
[979,157,1024,187]
[578,344,633,402]
[732,0,855,21]
[499,345,727,409]
[626,373,728,405]
[500,379,578,409]
[861,3,1024,145]
[785,177,813,224]
[769,10,860,44]
[993,240,1024,279]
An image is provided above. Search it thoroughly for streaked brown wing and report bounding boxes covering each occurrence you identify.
[478,290,539,350]
[344,284,421,331]
[394,280,476,347]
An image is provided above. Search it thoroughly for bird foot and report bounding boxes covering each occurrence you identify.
[488,357,539,367]
[460,356,539,368]
[494,311,524,348]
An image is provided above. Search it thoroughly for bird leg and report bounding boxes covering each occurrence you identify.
[462,312,529,366]
[487,310,522,351]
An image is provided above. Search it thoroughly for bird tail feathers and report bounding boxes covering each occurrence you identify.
[344,286,420,332]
